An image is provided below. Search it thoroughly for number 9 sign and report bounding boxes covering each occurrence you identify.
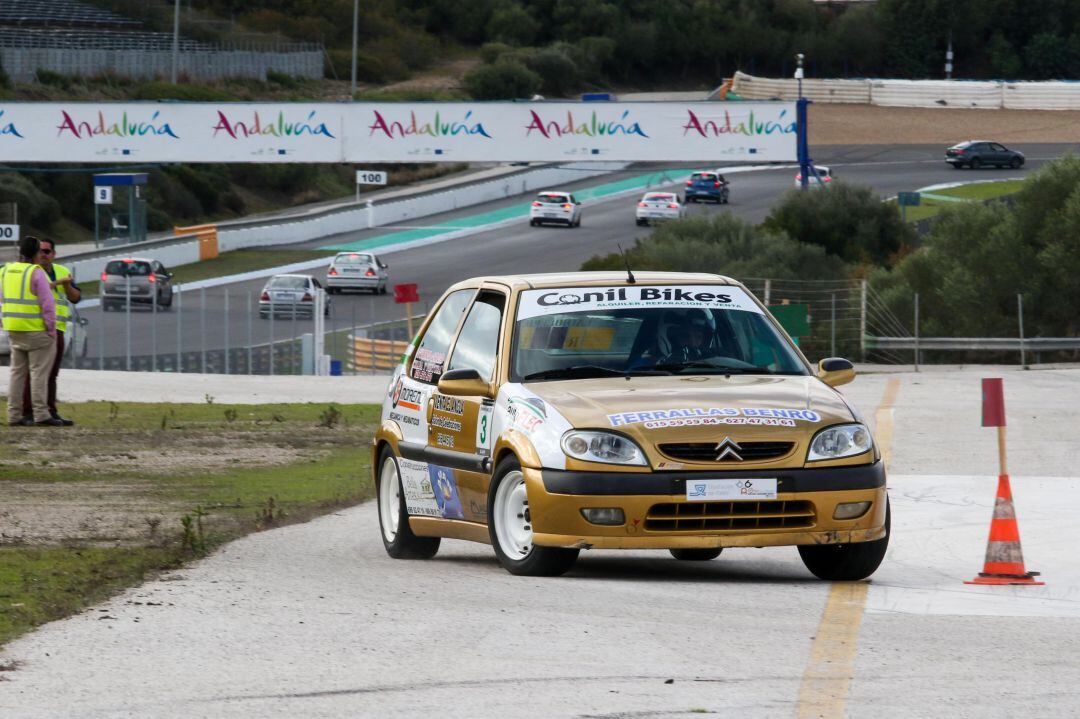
[94,186,113,205]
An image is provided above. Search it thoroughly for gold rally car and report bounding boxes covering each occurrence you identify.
[373,272,889,579]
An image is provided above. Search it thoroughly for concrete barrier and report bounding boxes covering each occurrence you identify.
[733,71,1080,110]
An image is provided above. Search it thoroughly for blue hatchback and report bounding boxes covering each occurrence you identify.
[684,171,730,204]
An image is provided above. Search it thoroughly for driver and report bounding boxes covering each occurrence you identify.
[661,309,713,363]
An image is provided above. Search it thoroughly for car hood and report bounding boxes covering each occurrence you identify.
[524,374,857,467]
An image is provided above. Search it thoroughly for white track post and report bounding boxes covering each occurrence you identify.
[176,286,182,372]
[914,292,920,373]
[1018,293,1027,370]
[859,279,868,362]
[223,288,230,375]
[124,275,132,371]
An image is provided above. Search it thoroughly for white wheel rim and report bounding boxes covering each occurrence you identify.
[379,456,401,542]
[494,471,532,559]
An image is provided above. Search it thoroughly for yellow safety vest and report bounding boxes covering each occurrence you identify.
[1,262,46,332]
[51,264,72,333]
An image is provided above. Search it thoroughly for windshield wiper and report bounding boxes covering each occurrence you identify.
[650,361,788,375]
[522,365,668,382]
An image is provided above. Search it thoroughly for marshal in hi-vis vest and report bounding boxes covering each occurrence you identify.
[51,263,72,333]
[0,261,46,332]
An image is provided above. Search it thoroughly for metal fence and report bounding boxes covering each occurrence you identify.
[48,285,428,376]
[8,278,1073,376]
[0,39,324,82]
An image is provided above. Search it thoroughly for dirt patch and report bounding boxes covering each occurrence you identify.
[809,103,1080,145]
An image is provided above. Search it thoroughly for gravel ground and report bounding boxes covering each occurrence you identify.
[810,104,1080,145]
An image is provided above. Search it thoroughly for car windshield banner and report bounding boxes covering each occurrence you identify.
[0,101,797,163]
[516,285,764,320]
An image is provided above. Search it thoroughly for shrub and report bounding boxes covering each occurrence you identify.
[464,60,542,100]
[131,82,232,102]
[763,182,916,267]
[582,213,851,282]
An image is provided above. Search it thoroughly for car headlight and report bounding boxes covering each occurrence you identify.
[807,423,873,461]
[561,430,647,466]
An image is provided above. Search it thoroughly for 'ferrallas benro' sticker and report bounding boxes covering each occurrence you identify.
[517,285,762,320]
[608,407,821,429]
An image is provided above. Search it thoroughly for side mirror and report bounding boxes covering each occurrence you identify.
[437,367,495,399]
[817,357,855,388]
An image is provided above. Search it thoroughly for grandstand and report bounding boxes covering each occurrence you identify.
[0,0,139,28]
[0,0,323,82]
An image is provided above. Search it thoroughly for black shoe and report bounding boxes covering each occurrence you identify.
[34,417,66,427]
[8,415,34,427]
[50,413,75,427]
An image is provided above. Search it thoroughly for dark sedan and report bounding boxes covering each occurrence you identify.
[945,141,1025,169]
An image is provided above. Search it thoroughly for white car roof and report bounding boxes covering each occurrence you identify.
[537,190,571,195]
[270,274,312,280]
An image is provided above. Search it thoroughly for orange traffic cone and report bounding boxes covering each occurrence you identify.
[965,474,1043,586]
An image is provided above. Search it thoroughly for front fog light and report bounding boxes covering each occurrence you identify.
[834,501,871,520]
[581,507,625,526]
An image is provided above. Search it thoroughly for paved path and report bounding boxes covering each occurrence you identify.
[2,367,1079,717]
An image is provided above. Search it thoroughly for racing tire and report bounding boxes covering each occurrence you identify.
[636,219,647,227]
[970,158,982,170]
[380,284,388,295]
[377,449,440,559]
[1010,157,1022,169]
[670,548,722,561]
[951,163,963,170]
[529,219,537,227]
[798,497,890,581]
[488,457,579,577]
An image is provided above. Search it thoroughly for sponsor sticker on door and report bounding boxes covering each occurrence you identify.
[685,478,777,501]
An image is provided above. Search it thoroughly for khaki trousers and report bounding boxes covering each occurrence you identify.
[7,330,54,423]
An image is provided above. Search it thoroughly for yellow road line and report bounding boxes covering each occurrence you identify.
[795,377,900,719]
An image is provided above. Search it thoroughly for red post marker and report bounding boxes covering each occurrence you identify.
[981,378,1006,427]
[394,283,420,340]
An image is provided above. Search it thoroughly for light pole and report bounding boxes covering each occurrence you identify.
[795,53,811,190]
[350,0,359,97]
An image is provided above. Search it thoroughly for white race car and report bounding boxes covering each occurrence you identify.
[635,192,685,226]
[529,190,583,228]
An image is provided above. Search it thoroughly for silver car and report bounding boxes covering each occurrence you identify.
[325,252,388,294]
[258,274,330,318]
[100,257,174,311]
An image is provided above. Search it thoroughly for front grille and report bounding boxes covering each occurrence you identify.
[658,441,795,463]
[645,500,814,532]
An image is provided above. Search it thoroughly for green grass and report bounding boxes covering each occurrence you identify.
[0,547,185,647]
[0,401,381,646]
[894,180,1024,223]
[77,249,335,298]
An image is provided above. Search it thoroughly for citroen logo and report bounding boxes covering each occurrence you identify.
[714,437,743,461]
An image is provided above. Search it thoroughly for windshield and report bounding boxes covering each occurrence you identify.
[335,253,372,265]
[691,173,717,183]
[268,276,309,290]
[105,261,152,276]
[512,285,808,381]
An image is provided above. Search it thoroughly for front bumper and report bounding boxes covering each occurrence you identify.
[524,462,887,550]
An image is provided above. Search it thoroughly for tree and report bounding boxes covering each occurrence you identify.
[1024,32,1070,79]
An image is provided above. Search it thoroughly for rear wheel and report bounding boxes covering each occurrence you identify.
[670,548,722,561]
[951,163,963,170]
[636,218,647,226]
[488,458,578,576]
[971,158,982,169]
[377,449,440,559]
[529,219,538,227]
[798,498,890,581]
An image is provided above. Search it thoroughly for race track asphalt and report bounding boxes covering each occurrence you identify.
[78,143,1077,362]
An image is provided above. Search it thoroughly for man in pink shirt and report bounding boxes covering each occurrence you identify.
[1,235,59,426]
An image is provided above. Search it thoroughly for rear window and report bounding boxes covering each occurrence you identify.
[538,194,569,204]
[691,173,718,183]
[335,253,372,265]
[268,276,309,290]
[952,142,973,149]
[105,260,152,276]
[644,193,674,201]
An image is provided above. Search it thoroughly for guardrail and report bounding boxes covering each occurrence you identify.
[866,337,1080,351]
